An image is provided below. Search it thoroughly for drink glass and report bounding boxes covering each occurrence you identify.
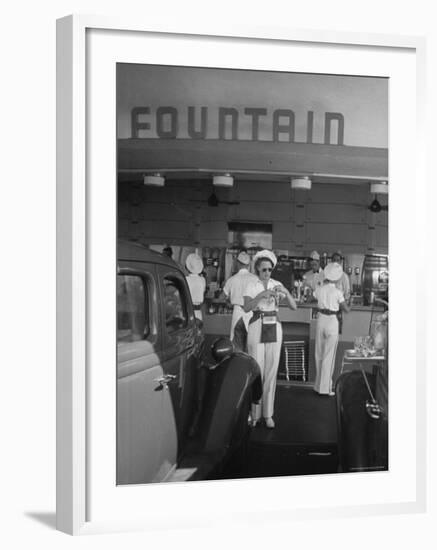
[354,336,363,354]
[362,335,373,357]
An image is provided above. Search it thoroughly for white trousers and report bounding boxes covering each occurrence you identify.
[247,318,282,420]
[314,314,339,394]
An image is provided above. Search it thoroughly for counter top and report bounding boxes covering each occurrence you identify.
[204,302,383,342]
[207,298,383,314]
[282,303,384,313]
[205,303,383,316]
[350,305,385,312]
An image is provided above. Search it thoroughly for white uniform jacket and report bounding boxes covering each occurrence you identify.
[314,282,345,311]
[243,277,282,313]
[186,273,206,319]
[223,268,257,337]
[335,273,351,301]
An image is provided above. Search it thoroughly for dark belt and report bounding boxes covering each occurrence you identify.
[317,308,338,315]
[193,304,202,311]
[249,310,277,325]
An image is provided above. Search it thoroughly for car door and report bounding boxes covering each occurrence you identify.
[116,264,177,484]
[157,265,200,454]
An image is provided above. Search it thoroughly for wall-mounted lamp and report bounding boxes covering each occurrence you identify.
[370,181,388,194]
[213,173,234,187]
[144,173,165,186]
[291,176,312,190]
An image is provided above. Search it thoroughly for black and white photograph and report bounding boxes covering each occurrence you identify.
[2,0,434,543]
[116,63,389,485]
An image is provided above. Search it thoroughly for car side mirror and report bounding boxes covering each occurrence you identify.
[211,337,234,362]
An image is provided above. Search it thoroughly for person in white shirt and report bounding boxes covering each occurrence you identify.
[222,251,257,351]
[303,250,324,293]
[244,250,297,428]
[185,253,206,321]
[331,250,351,302]
[314,263,350,396]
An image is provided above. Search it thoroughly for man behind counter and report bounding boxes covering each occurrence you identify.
[303,250,324,295]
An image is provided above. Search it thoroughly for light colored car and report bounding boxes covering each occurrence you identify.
[117,240,261,484]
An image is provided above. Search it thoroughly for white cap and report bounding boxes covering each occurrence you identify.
[237,251,250,265]
[253,249,277,268]
[185,253,204,274]
[310,250,320,261]
[324,262,343,282]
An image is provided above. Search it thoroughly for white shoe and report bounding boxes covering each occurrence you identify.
[265,417,275,429]
[248,415,258,427]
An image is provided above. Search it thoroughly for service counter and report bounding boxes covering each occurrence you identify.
[203,303,384,385]
[203,303,382,338]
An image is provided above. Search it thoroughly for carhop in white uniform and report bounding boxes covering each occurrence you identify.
[244,249,297,428]
[314,262,350,396]
[185,253,206,320]
[222,251,257,347]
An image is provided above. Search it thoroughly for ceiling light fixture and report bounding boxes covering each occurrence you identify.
[291,176,312,190]
[213,173,234,187]
[370,181,389,194]
[143,173,165,186]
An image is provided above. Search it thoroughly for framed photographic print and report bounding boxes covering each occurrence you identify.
[56,15,426,535]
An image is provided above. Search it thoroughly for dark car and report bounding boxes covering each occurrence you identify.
[336,365,388,473]
[117,240,262,484]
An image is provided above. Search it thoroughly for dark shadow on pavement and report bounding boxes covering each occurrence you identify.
[25,511,56,530]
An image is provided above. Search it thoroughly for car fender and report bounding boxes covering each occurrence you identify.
[336,371,388,472]
[197,352,262,455]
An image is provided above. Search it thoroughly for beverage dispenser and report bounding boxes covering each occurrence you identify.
[361,254,389,306]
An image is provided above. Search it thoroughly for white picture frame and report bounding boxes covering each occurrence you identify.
[56,14,427,535]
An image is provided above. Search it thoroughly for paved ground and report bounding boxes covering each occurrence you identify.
[224,384,339,479]
[251,383,337,446]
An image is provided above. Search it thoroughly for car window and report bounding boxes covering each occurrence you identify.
[163,276,188,334]
[117,274,149,342]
